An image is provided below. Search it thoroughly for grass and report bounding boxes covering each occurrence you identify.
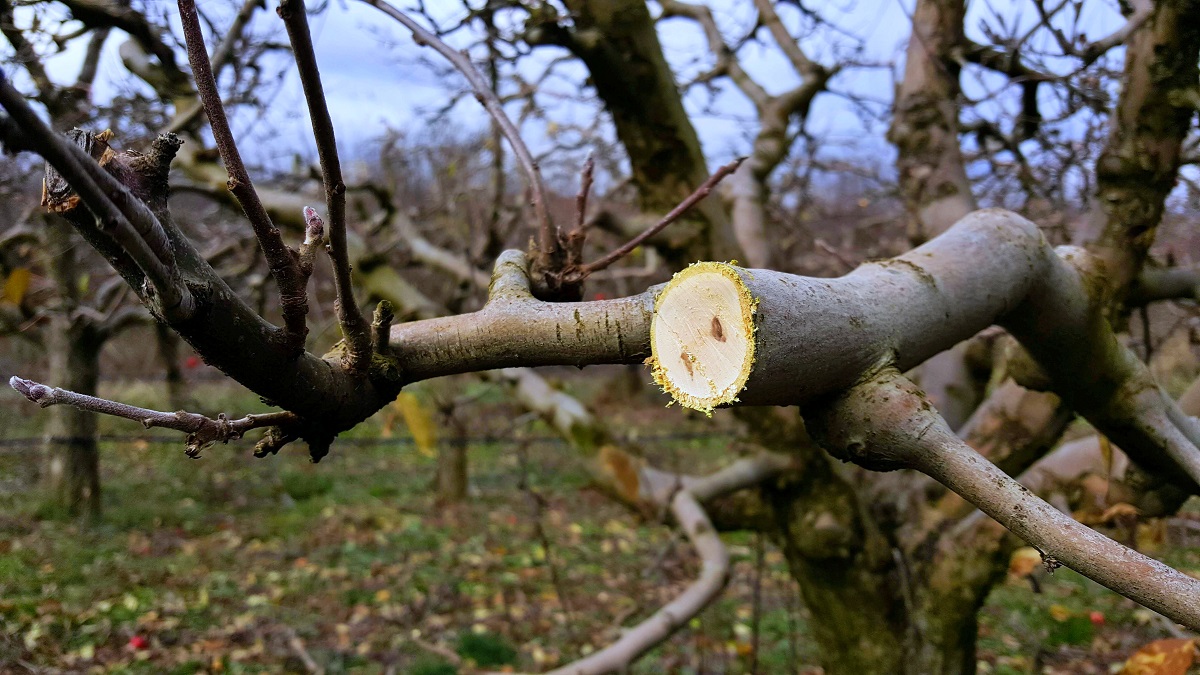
[0,378,1196,673]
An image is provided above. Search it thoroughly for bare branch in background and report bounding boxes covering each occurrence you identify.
[569,157,745,281]
[361,0,560,284]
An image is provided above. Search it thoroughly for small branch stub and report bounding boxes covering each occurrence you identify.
[650,262,757,413]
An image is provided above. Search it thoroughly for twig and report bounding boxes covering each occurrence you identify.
[9,376,298,459]
[0,77,193,318]
[561,154,595,271]
[571,157,746,280]
[372,300,395,356]
[279,0,373,369]
[360,0,556,263]
[282,627,325,675]
[574,154,595,235]
[814,238,856,271]
[177,0,308,349]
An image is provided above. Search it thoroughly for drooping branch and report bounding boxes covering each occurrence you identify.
[279,0,372,369]
[805,366,1200,630]
[9,376,299,459]
[177,0,310,351]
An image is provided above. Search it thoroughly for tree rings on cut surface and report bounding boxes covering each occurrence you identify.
[650,262,756,413]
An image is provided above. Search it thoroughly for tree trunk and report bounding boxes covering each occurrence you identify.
[42,317,104,520]
[436,440,468,504]
[41,219,105,520]
[155,321,188,409]
[435,412,469,503]
[529,0,738,266]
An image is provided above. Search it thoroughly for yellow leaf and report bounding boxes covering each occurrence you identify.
[392,393,437,457]
[1120,638,1195,675]
[2,268,31,305]
[1048,604,1072,622]
[1008,547,1041,578]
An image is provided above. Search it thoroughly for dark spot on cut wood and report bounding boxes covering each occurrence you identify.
[711,316,725,342]
[680,350,693,376]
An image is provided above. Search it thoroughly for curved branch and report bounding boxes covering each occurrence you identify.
[807,367,1200,630]
[360,0,555,266]
[538,490,729,675]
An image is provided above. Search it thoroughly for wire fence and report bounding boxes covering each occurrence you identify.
[0,430,737,453]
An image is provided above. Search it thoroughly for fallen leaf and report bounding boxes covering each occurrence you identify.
[1119,638,1195,675]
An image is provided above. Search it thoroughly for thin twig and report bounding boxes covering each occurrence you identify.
[9,376,298,458]
[575,154,595,235]
[573,157,746,279]
[360,0,556,262]
[177,0,308,348]
[279,0,373,369]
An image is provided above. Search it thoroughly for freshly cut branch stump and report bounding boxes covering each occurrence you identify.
[650,263,757,412]
[650,209,1072,412]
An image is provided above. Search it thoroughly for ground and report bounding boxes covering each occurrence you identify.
[0,376,1197,674]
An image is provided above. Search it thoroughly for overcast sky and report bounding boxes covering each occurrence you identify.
[6,0,1130,182]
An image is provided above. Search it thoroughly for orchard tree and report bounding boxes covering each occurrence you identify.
[3,0,1200,674]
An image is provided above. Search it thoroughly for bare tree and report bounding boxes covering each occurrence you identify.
[3,1,1200,674]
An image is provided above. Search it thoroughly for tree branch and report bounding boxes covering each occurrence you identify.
[279,0,372,369]
[9,376,298,459]
[360,0,557,277]
[177,0,308,351]
[0,78,193,318]
[807,366,1200,630]
[570,157,745,281]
